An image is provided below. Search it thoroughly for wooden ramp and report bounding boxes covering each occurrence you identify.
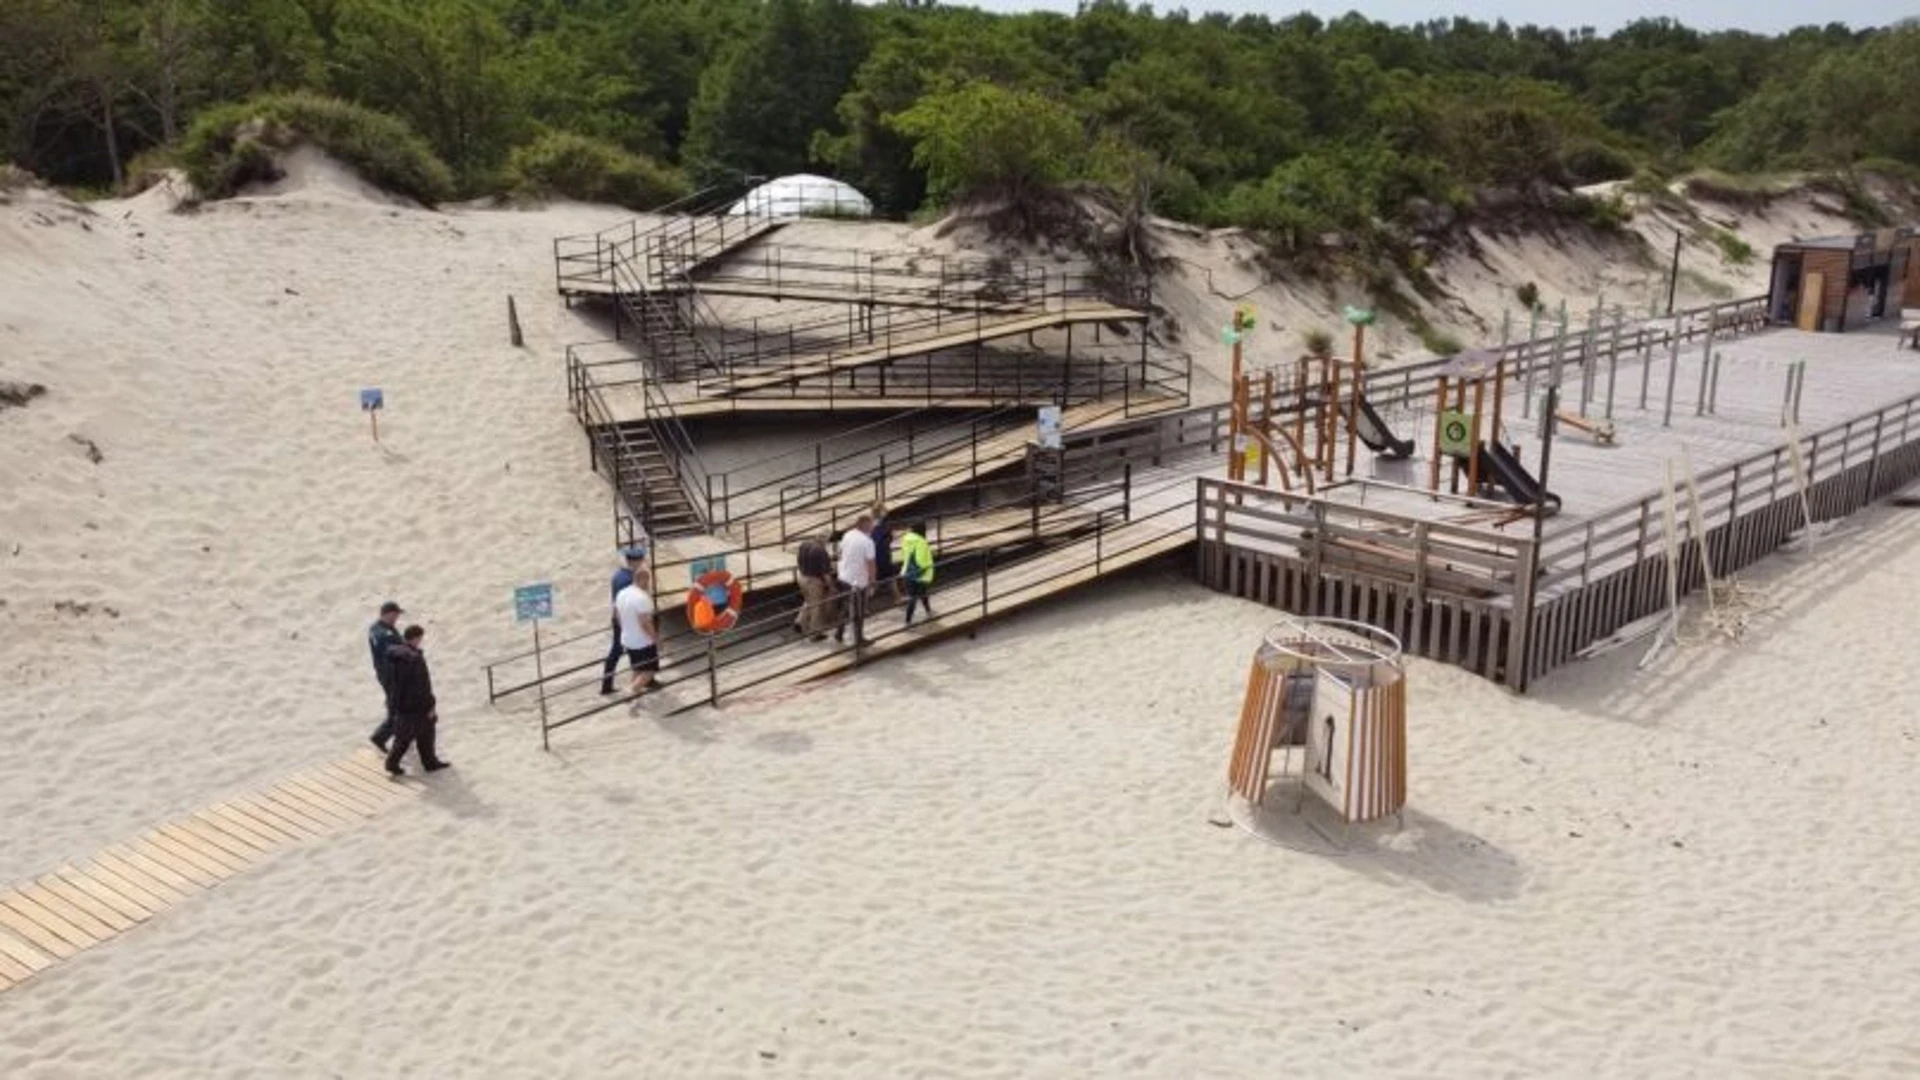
[723,395,1176,549]
[675,277,1039,313]
[646,515,1196,711]
[654,497,1108,598]
[718,305,1144,395]
[0,749,419,996]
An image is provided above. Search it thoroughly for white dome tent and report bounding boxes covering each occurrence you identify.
[727,173,873,219]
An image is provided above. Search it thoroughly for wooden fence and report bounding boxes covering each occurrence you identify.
[1195,478,1535,685]
[1332,294,1771,416]
[1518,388,1920,687]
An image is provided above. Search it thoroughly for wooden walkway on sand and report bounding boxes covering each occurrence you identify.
[644,505,1198,713]
[0,749,419,995]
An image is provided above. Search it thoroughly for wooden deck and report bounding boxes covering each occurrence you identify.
[0,749,418,995]
[1199,321,1920,690]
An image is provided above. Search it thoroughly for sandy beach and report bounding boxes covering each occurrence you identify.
[3,170,1918,1078]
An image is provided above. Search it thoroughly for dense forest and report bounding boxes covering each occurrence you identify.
[4,0,1917,248]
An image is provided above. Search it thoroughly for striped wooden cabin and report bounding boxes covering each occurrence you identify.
[1226,620,1408,825]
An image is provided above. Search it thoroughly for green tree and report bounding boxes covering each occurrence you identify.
[681,0,867,186]
[330,0,522,189]
[886,81,1084,205]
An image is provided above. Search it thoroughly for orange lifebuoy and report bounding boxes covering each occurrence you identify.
[685,569,743,633]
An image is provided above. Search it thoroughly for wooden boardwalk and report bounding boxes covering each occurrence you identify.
[646,504,1198,713]
[0,749,419,995]
[712,305,1144,395]
[717,395,1180,550]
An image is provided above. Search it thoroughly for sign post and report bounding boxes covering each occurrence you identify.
[360,388,384,443]
[514,582,556,750]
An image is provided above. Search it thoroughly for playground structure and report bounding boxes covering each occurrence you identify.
[1222,307,1416,496]
[1226,617,1408,840]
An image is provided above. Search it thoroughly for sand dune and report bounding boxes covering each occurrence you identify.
[2,167,1917,1077]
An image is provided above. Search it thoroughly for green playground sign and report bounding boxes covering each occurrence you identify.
[1439,410,1476,458]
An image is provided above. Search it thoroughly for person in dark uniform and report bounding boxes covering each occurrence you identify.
[600,546,648,695]
[384,625,449,777]
[367,601,405,752]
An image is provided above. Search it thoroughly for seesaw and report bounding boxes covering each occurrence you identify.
[1557,410,1616,445]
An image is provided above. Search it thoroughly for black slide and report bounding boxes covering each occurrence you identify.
[1475,441,1562,514]
[1353,396,1416,458]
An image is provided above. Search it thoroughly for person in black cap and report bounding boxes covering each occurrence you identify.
[384,625,449,776]
[600,545,648,695]
[367,601,405,752]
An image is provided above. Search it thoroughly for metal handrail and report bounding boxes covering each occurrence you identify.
[483,466,1143,703]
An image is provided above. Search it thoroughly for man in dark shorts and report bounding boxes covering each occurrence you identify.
[384,625,449,777]
[600,546,647,695]
[614,565,660,695]
[367,601,404,752]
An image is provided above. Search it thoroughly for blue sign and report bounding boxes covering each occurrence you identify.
[513,582,554,624]
[690,555,727,578]
[360,388,385,411]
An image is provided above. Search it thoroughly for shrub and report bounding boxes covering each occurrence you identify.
[1515,282,1541,311]
[1302,329,1334,357]
[505,132,687,210]
[1707,227,1755,266]
[1557,138,1637,186]
[179,92,455,205]
[1565,190,1631,231]
[1419,327,1464,355]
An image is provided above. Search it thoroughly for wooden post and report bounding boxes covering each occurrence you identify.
[1346,357,1363,477]
[1662,313,1683,427]
[1605,306,1623,419]
[1521,306,1541,418]
[1293,363,1308,484]
[1491,357,1506,447]
[1430,376,1448,494]
[1228,373,1245,482]
[1325,357,1341,485]
[1260,370,1274,486]
[1469,374,1486,496]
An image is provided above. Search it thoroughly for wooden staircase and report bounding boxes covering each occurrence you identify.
[597,421,704,538]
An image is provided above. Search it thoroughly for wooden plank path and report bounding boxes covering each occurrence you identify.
[653,498,1107,598]
[642,509,1197,713]
[0,749,419,996]
[717,305,1144,395]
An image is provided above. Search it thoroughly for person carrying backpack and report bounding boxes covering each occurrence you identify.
[900,521,935,625]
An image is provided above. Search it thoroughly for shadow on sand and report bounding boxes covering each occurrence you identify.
[1232,792,1525,904]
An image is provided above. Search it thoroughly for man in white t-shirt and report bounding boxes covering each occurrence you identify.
[613,567,659,694]
[834,514,877,647]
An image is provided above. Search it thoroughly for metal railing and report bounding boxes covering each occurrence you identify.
[482,463,1146,700]
[487,469,1198,735]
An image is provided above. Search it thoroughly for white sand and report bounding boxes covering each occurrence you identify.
[3,165,1918,1077]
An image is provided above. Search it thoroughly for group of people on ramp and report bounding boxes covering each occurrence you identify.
[792,503,935,648]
